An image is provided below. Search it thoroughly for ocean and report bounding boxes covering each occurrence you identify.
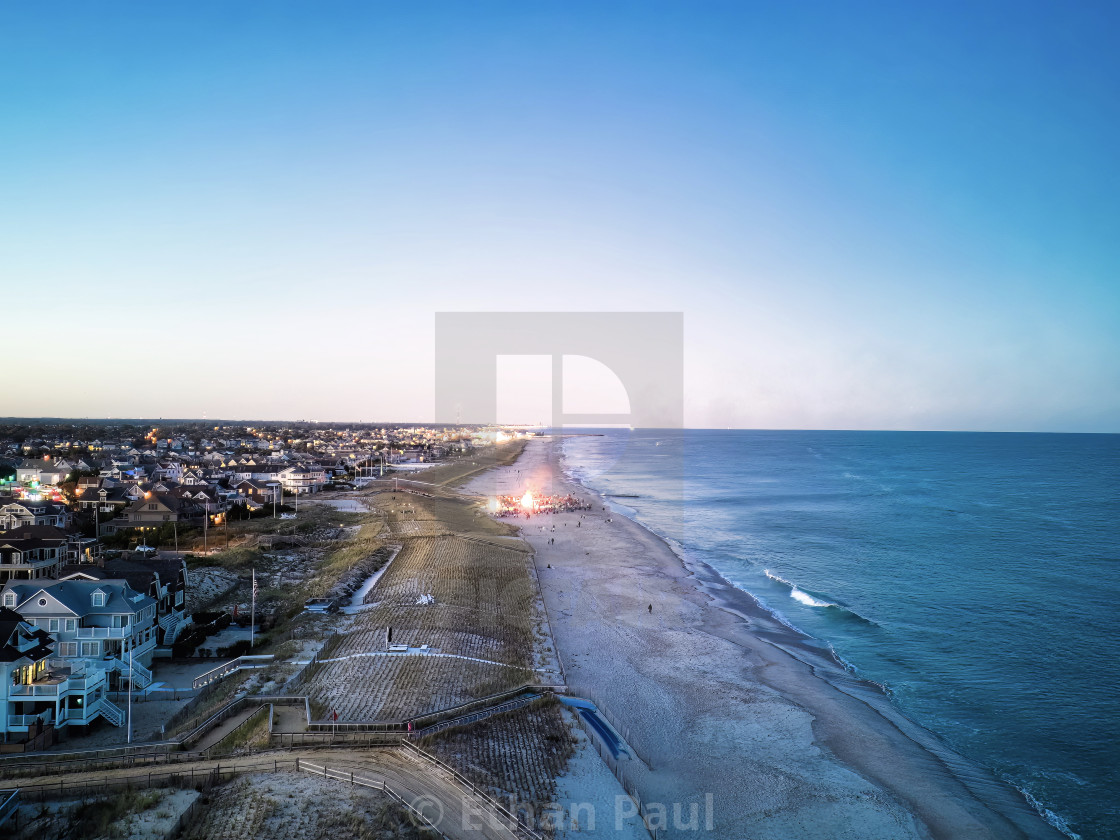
[559,430,1120,840]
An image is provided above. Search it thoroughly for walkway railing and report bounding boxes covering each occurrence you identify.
[96,697,126,727]
[402,683,565,733]
[200,703,272,759]
[0,789,19,828]
[107,656,153,689]
[296,758,454,840]
[12,757,295,802]
[400,741,544,840]
[192,654,274,690]
[415,693,543,739]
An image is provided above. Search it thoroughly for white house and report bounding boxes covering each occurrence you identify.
[16,459,66,486]
[278,465,326,494]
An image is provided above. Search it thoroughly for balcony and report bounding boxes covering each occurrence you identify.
[76,626,130,639]
[9,683,63,697]
[0,558,57,570]
[7,710,52,729]
[10,663,107,696]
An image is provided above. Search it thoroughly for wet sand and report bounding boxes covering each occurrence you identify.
[467,436,1064,840]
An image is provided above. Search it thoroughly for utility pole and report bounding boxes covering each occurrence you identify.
[126,637,133,744]
[250,568,257,649]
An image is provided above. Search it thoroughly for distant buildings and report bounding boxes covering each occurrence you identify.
[0,500,71,530]
[0,419,495,745]
[0,526,68,581]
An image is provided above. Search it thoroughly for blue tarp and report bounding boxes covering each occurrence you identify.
[558,696,630,759]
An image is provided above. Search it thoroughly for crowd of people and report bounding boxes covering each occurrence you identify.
[493,492,593,517]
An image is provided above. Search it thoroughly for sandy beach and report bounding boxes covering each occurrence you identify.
[467,436,1065,840]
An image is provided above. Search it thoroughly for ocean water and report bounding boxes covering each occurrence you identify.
[559,430,1120,840]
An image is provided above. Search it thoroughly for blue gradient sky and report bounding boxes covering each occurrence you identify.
[2,2,1117,430]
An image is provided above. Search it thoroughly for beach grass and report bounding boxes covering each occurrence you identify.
[402,440,528,488]
[300,489,542,721]
[423,696,577,814]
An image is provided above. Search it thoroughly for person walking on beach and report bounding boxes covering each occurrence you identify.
[648,603,653,614]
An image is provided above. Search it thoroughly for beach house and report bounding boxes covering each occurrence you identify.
[0,527,68,582]
[0,607,120,746]
[278,464,326,494]
[61,557,190,648]
[0,500,71,530]
[0,579,157,690]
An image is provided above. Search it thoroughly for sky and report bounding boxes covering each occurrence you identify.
[1,1,1118,431]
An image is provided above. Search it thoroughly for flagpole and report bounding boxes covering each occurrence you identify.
[251,568,256,649]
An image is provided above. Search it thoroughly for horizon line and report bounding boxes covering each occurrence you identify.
[0,417,1116,436]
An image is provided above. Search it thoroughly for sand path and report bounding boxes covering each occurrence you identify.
[5,747,520,840]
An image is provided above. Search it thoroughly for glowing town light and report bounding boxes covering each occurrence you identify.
[521,490,535,510]
[488,497,500,513]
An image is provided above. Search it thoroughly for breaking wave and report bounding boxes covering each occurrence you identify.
[764,570,877,625]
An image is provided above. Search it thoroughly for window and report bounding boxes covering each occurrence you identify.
[92,591,105,607]
[59,642,78,657]
[2,593,13,607]
[80,641,99,656]
[48,619,59,633]
[148,504,158,510]
[64,619,76,632]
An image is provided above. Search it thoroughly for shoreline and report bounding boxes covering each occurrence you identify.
[469,436,1066,839]
[561,459,1090,840]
